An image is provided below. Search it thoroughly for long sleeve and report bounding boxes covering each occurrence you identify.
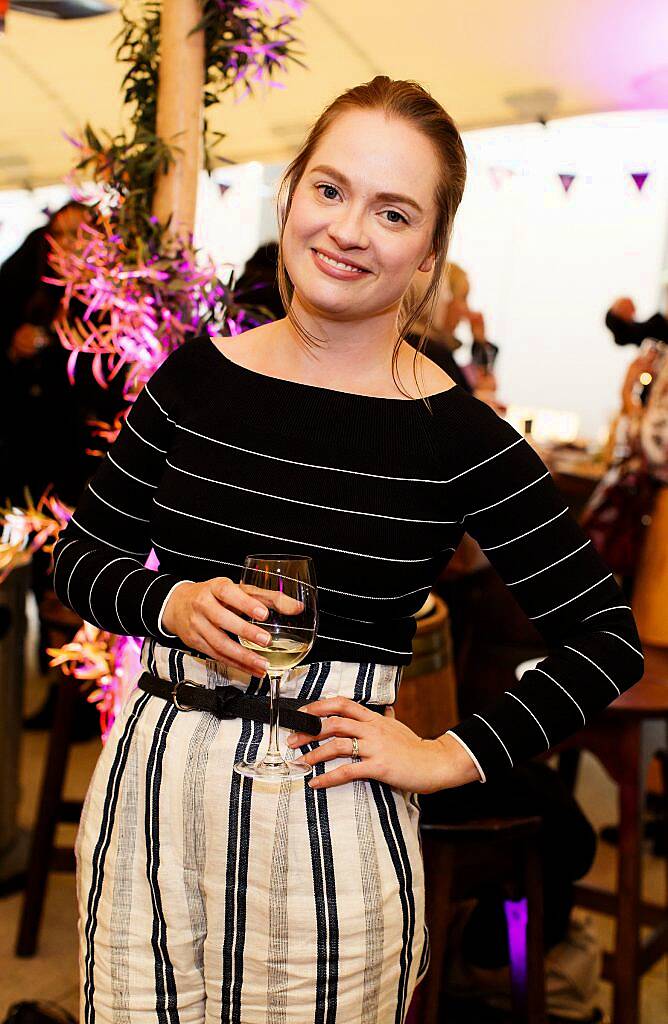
[51,350,188,640]
[443,406,645,781]
[605,309,668,347]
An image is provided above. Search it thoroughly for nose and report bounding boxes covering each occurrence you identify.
[327,203,369,251]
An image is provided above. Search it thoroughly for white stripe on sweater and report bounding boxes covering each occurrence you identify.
[67,550,97,610]
[173,421,523,485]
[482,508,568,552]
[88,483,151,522]
[108,453,159,489]
[505,691,550,747]
[125,416,167,453]
[533,667,586,724]
[89,557,135,627]
[150,540,433,602]
[506,541,590,586]
[139,574,170,634]
[530,575,612,620]
[580,605,631,622]
[463,471,550,519]
[153,498,446,563]
[70,515,148,557]
[599,631,643,659]
[472,714,514,766]
[115,567,146,633]
[564,645,621,695]
[165,460,458,524]
[317,634,412,657]
[144,385,169,418]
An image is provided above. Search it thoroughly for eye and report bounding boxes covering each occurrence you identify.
[316,183,340,201]
[382,209,408,225]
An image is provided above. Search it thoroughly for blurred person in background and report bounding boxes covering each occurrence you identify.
[605,294,668,350]
[233,240,284,323]
[0,201,125,506]
[604,293,668,652]
[0,201,125,732]
[406,261,502,407]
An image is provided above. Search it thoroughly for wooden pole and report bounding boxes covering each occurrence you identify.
[152,0,205,237]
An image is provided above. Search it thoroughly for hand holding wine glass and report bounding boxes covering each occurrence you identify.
[235,555,317,780]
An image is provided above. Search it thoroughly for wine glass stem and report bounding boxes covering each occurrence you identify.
[266,671,283,762]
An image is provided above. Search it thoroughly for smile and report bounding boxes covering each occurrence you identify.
[312,249,369,274]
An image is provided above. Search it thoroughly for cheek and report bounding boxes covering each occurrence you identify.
[286,191,323,244]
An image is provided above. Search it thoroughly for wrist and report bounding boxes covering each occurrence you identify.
[431,732,485,787]
[160,580,194,636]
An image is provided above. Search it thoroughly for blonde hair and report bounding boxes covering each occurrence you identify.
[410,261,469,338]
[275,75,467,396]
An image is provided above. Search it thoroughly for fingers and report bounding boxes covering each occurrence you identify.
[241,584,305,616]
[299,696,376,722]
[210,602,273,649]
[299,737,359,767]
[287,715,364,749]
[195,621,270,675]
[307,762,368,790]
[212,578,270,620]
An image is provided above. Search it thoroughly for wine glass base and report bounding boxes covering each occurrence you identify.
[233,758,313,781]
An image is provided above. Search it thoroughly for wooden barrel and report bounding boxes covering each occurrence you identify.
[393,594,458,739]
[632,485,668,646]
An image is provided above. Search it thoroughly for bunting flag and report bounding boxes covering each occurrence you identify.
[218,182,231,198]
[488,166,515,190]
[631,172,649,192]
[558,173,576,194]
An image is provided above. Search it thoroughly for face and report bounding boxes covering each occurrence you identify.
[282,109,440,323]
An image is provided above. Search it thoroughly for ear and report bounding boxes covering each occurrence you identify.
[418,251,436,274]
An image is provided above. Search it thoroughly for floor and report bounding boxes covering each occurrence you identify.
[0,600,666,1023]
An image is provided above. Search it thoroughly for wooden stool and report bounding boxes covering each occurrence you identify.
[560,647,668,1024]
[410,817,545,1024]
[16,599,85,957]
[395,595,546,1024]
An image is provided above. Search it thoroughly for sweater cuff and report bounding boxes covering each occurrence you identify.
[447,713,516,781]
[445,730,486,783]
[138,573,191,640]
[157,580,194,638]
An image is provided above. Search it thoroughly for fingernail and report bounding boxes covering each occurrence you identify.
[255,630,271,645]
[255,658,270,672]
[308,779,319,788]
[254,606,269,619]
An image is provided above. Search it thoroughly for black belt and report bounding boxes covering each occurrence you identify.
[138,671,387,736]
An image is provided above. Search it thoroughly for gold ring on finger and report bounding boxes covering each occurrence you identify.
[351,736,360,759]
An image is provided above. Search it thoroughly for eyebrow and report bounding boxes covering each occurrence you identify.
[309,164,424,215]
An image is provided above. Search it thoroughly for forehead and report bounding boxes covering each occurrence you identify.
[307,109,438,211]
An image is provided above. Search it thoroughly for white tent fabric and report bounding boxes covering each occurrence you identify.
[1,0,667,189]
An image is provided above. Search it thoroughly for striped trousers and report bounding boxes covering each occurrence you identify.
[76,643,428,1024]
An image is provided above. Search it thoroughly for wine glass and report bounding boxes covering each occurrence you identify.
[233,554,317,780]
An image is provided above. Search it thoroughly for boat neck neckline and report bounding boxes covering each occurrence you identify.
[206,337,463,405]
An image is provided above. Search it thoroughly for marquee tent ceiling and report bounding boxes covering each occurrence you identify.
[1,0,667,190]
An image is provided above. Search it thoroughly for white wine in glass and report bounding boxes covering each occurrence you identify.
[234,555,317,780]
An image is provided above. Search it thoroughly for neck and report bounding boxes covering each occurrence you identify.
[272,292,404,389]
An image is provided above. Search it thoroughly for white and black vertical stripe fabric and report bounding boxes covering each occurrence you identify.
[76,647,420,1024]
[54,338,644,783]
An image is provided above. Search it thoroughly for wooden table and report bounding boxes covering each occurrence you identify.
[558,646,668,1024]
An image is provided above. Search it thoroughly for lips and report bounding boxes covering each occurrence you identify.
[311,247,370,273]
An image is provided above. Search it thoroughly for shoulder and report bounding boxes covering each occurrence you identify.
[141,335,215,406]
[397,343,458,399]
[428,386,539,479]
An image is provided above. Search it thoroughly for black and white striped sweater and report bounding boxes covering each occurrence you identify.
[53,337,644,779]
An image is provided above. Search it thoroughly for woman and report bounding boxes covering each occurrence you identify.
[54,78,643,1024]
